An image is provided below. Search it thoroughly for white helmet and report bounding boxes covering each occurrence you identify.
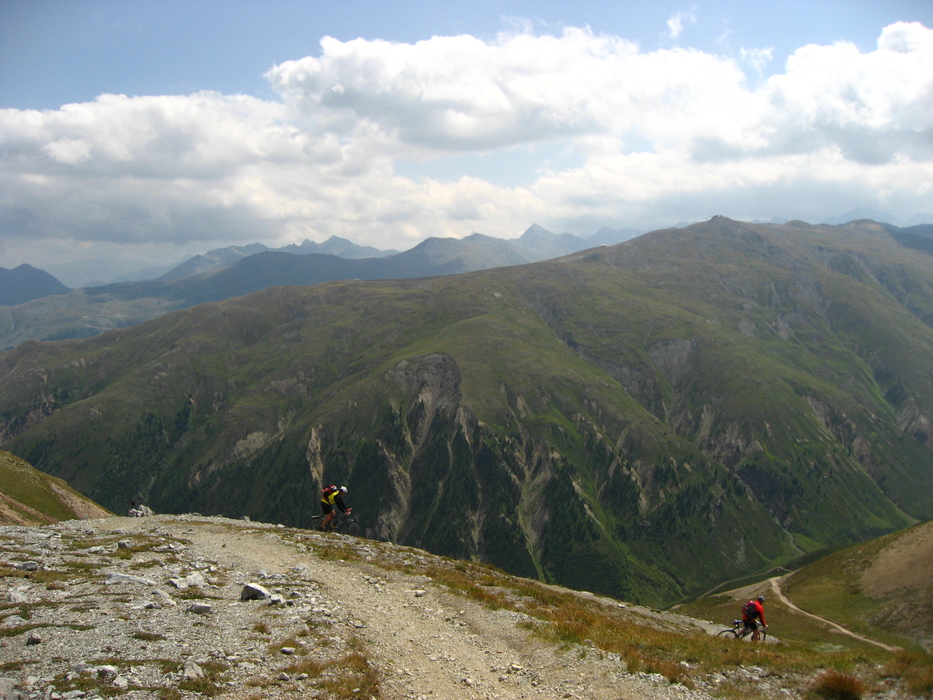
[340,486,348,494]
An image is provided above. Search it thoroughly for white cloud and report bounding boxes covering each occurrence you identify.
[666,9,698,41]
[1,22,933,269]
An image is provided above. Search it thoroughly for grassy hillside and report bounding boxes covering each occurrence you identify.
[677,517,933,699]
[0,450,110,525]
[781,519,933,652]
[1,218,933,606]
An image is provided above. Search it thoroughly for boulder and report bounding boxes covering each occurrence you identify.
[240,583,273,601]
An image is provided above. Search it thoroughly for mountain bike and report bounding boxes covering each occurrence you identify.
[717,619,767,642]
[307,509,361,536]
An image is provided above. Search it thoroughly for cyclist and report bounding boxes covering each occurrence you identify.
[740,595,767,641]
[319,485,349,531]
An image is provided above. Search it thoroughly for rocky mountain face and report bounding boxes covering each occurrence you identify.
[2,219,933,607]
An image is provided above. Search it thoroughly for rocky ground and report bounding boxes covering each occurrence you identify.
[0,515,919,700]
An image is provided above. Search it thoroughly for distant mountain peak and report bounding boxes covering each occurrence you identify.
[0,263,69,306]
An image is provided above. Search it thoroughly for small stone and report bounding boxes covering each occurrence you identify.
[97,665,118,681]
[278,672,290,681]
[117,540,132,549]
[240,583,272,601]
[184,571,207,588]
[168,578,189,590]
[413,589,426,597]
[280,647,296,655]
[18,562,39,572]
[187,602,212,615]
[183,661,204,680]
[105,573,156,586]
[5,590,27,604]
[26,632,41,645]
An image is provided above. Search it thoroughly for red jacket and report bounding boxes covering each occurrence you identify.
[743,600,766,625]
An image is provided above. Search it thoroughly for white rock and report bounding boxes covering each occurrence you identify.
[183,661,204,680]
[185,571,207,588]
[5,590,28,604]
[240,583,273,601]
[104,573,156,586]
[97,665,118,681]
[152,590,177,607]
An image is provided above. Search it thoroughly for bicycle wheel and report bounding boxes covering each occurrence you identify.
[757,628,768,643]
[338,520,361,536]
[717,629,739,638]
[307,515,324,530]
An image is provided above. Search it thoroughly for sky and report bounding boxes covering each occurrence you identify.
[1,0,932,281]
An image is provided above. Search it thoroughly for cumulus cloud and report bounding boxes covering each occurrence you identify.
[1,22,932,268]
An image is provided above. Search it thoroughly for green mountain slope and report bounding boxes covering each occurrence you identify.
[781,518,933,652]
[678,518,933,654]
[1,218,932,606]
[0,450,110,525]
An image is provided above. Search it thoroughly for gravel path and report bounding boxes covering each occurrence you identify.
[1,514,722,700]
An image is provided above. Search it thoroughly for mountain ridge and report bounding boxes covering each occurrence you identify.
[0,225,602,350]
[0,450,110,525]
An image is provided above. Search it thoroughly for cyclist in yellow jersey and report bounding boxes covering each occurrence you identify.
[319,485,349,531]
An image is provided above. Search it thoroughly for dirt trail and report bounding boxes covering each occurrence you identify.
[767,577,900,652]
[106,516,713,700]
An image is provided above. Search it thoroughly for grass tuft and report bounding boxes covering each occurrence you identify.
[809,669,866,699]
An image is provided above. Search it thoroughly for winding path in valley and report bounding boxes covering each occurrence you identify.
[767,576,901,652]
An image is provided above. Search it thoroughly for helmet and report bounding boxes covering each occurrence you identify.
[757,595,765,603]
[340,486,348,494]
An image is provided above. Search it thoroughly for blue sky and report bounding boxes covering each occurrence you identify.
[1,0,932,280]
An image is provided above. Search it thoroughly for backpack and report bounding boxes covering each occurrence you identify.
[742,600,757,619]
[321,485,338,498]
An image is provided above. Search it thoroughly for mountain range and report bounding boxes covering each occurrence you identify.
[2,217,933,607]
[0,225,637,351]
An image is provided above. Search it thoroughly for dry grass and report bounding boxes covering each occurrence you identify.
[884,652,933,695]
[282,637,381,698]
[809,669,866,699]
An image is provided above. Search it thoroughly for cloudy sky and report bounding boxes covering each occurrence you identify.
[1,0,932,280]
